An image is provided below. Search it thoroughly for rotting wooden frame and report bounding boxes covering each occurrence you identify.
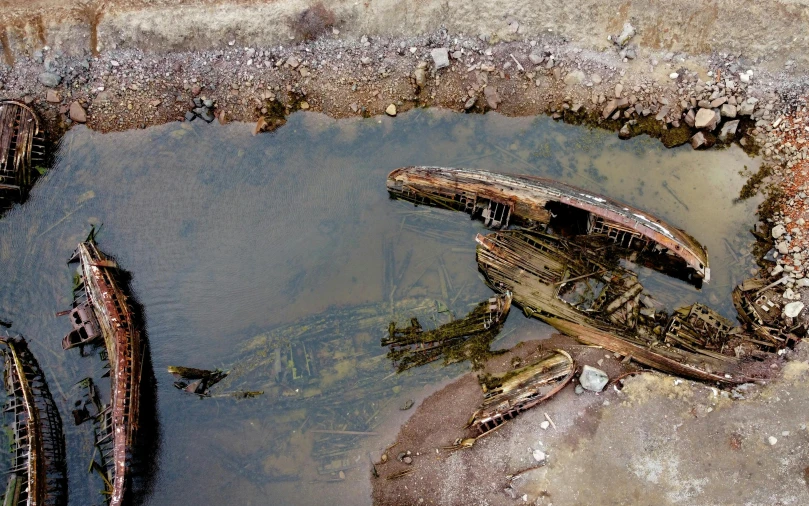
[0,333,67,506]
[61,241,143,506]
[0,100,45,211]
[387,166,710,281]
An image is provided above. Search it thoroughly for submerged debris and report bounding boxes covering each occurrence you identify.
[387,166,710,283]
[450,349,574,449]
[59,237,147,506]
[383,293,513,371]
[0,333,67,506]
[476,229,792,384]
[0,100,46,213]
[168,366,229,396]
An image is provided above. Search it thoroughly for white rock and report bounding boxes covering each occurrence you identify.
[783,301,804,318]
[532,449,546,463]
[796,278,809,288]
[739,73,750,83]
[669,72,679,79]
[772,224,787,239]
[540,421,550,430]
[616,23,635,46]
[768,436,778,446]
[580,365,609,392]
[563,70,586,86]
[431,48,450,69]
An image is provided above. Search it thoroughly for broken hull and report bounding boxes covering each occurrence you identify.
[471,349,574,437]
[387,166,709,281]
[1,334,68,506]
[475,229,768,385]
[0,100,45,211]
[74,242,142,506]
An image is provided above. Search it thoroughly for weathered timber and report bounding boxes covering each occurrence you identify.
[732,279,802,351]
[383,292,513,371]
[0,101,46,212]
[168,366,228,396]
[387,166,710,281]
[465,349,574,442]
[0,334,67,506]
[61,240,144,506]
[475,229,783,384]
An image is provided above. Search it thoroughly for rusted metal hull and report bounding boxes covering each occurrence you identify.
[387,166,710,281]
[1,334,68,506]
[0,100,45,211]
[475,229,778,384]
[65,241,143,506]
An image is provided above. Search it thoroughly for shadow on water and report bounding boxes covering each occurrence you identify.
[0,109,762,506]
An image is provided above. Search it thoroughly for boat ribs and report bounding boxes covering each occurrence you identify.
[61,240,143,506]
[1,333,67,506]
[0,100,45,212]
[387,166,710,281]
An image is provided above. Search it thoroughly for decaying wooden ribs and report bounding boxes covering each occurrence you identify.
[387,166,710,282]
[383,293,513,371]
[475,229,786,384]
[0,100,46,212]
[60,240,144,506]
[0,334,67,506]
[450,349,574,449]
[732,277,802,349]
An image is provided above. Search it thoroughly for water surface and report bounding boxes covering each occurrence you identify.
[0,110,761,505]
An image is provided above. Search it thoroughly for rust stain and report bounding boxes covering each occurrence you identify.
[0,27,15,66]
[34,14,47,45]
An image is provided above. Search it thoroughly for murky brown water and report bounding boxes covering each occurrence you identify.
[0,109,761,505]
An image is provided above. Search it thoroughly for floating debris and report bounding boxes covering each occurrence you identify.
[0,333,67,506]
[60,237,147,506]
[732,277,803,350]
[475,229,789,384]
[448,349,574,449]
[387,166,710,282]
[0,100,46,213]
[383,293,513,371]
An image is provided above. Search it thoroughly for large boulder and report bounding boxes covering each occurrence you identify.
[68,101,87,123]
[563,70,586,86]
[430,48,449,70]
[694,108,718,130]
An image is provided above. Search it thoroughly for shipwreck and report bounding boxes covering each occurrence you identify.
[60,238,145,506]
[383,292,513,371]
[475,229,787,384]
[451,349,574,449]
[0,100,46,212]
[387,166,710,282]
[0,333,67,506]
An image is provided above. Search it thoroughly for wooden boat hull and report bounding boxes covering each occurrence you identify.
[387,166,710,281]
[1,334,67,506]
[0,100,45,211]
[70,242,143,506]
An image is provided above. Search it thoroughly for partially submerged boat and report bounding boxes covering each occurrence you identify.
[383,292,513,371]
[0,333,67,506]
[387,166,710,282]
[475,229,783,384]
[0,100,46,212]
[60,239,144,506]
[450,349,574,449]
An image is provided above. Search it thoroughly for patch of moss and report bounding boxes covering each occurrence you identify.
[738,164,773,201]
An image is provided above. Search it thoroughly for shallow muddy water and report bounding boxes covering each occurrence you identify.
[0,110,761,505]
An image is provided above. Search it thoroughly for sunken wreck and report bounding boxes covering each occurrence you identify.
[387,166,710,282]
[0,334,68,506]
[0,100,46,212]
[386,166,799,385]
[60,239,144,506]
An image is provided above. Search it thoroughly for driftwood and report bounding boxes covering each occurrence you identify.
[387,166,710,281]
[0,334,67,506]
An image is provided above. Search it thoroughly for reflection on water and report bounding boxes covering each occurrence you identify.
[0,110,760,505]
